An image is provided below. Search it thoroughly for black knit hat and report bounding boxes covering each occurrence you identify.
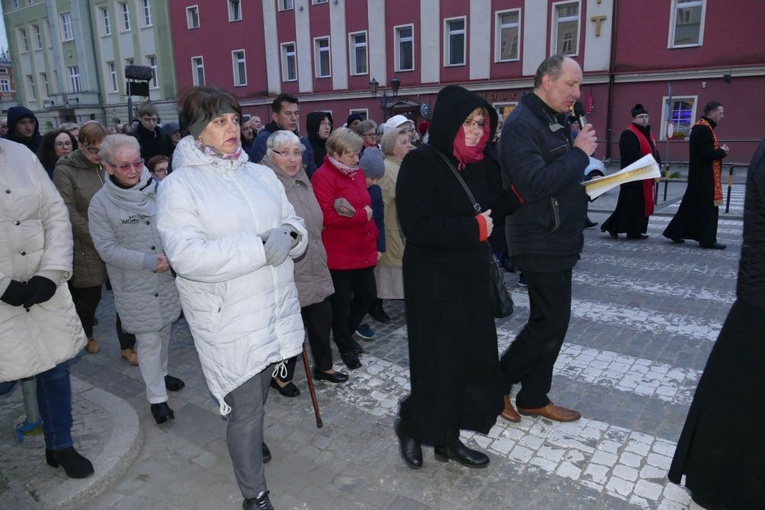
[631,104,648,117]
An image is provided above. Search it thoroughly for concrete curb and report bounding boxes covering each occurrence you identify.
[44,377,143,510]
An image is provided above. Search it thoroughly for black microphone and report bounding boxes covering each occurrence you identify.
[573,101,587,128]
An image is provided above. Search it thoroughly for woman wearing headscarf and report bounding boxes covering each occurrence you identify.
[157,86,307,510]
[0,137,94,479]
[261,130,349,397]
[394,85,522,470]
[89,134,184,425]
[306,111,333,169]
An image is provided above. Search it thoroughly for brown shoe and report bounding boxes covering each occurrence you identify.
[500,395,521,423]
[85,337,100,354]
[517,403,581,422]
[120,348,138,366]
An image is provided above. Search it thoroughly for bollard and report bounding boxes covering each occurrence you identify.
[15,378,42,442]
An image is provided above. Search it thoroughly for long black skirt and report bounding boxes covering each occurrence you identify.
[668,299,765,509]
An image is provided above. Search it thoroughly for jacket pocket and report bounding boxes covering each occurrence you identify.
[547,197,561,233]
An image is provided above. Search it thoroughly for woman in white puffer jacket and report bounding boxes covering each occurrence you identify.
[89,134,184,426]
[157,86,307,510]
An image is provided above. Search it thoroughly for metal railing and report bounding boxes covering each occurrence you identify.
[653,162,748,214]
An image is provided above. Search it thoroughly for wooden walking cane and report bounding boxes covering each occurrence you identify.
[301,345,323,428]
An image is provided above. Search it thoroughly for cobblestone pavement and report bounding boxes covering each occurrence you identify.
[0,183,744,510]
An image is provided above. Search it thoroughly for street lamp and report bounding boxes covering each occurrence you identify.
[369,77,405,120]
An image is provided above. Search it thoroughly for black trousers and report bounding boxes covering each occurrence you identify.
[329,267,377,354]
[499,268,572,409]
[115,313,137,350]
[277,297,335,380]
[68,284,101,338]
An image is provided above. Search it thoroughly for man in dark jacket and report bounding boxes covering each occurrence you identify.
[132,102,172,161]
[498,55,597,424]
[247,93,317,178]
[662,101,729,249]
[3,106,43,153]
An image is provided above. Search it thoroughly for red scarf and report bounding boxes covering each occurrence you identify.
[627,124,656,216]
[694,117,724,206]
[453,123,490,170]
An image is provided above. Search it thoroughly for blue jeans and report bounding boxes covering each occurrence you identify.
[36,362,74,450]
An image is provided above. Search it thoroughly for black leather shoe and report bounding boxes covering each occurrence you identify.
[369,300,391,323]
[270,378,300,397]
[243,490,274,510]
[340,351,362,370]
[150,402,175,424]
[313,369,349,383]
[394,417,422,469]
[262,442,272,464]
[434,439,489,468]
[349,339,364,355]
[46,446,94,479]
[164,375,185,391]
[700,242,726,250]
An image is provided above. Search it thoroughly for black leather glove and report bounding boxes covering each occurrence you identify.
[23,276,57,308]
[1,280,28,307]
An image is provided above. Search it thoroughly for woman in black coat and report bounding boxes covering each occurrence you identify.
[668,138,765,509]
[306,111,333,169]
[394,85,521,469]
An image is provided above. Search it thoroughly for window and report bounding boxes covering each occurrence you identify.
[142,0,152,26]
[314,37,330,78]
[18,28,29,52]
[120,2,131,31]
[186,6,200,29]
[279,0,294,10]
[26,75,35,100]
[61,13,74,41]
[394,25,414,72]
[280,42,297,82]
[312,0,328,4]
[444,18,466,67]
[11,0,19,9]
[553,1,579,56]
[670,0,705,47]
[0,79,10,92]
[101,7,111,35]
[191,56,205,86]
[661,96,697,140]
[40,72,49,98]
[147,55,158,88]
[228,0,241,22]
[348,109,367,121]
[232,50,247,86]
[33,24,42,49]
[496,10,520,62]
[68,65,81,92]
[349,32,368,75]
[107,61,118,92]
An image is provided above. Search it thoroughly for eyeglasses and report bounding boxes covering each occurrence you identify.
[55,141,73,147]
[272,149,304,159]
[108,158,145,172]
[84,146,101,154]
[463,119,486,130]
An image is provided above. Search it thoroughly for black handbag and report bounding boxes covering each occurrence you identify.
[436,151,514,318]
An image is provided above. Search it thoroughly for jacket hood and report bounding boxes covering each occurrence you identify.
[56,147,99,171]
[306,112,333,136]
[172,135,250,172]
[428,85,498,155]
[4,106,41,144]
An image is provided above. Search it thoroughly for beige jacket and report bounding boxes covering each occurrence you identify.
[378,156,404,267]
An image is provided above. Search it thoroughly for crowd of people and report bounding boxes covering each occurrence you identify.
[0,52,757,510]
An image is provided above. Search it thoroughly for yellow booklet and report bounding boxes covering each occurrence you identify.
[583,154,661,199]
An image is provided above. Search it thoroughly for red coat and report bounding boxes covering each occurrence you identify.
[311,157,378,270]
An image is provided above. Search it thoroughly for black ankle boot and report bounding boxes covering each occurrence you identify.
[369,299,391,323]
[434,439,489,468]
[46,446,95,479]
[151,402,175,424]
[243,490,274,510]
[394,417,422,469]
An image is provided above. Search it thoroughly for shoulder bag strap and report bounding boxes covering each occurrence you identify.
[436,149,481,213]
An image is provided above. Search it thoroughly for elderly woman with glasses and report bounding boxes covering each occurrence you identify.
[53,121,110,356]
[88,134,184,425]
[261,131,349,396]
[157,86,307,510]
[355,119,379,153]
[37,129,77,178]
[311,127,378,371]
